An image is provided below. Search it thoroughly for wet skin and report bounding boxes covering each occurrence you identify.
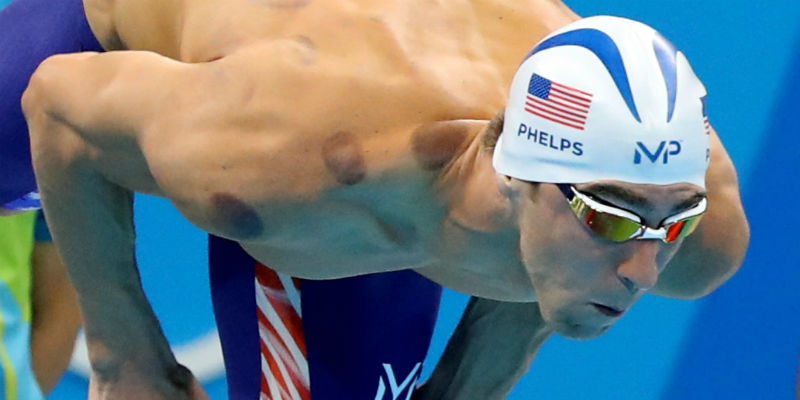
[19,1,749,398]
[514,180,706,339]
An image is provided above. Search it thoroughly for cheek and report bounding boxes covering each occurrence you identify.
[520,202,572,252]
[521,211,620,313]
[523,215,608,279]
[519,193,625,300]
[521,230,600,302]
[656,241,683,272]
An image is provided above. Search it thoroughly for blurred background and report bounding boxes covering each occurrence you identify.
[2,0,798,399]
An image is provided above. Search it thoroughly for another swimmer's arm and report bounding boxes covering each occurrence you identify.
[23,53,207,399]
[652,128,750,299]
[414,298,552,400]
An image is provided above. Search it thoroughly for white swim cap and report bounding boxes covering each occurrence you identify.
[493,16,710,188]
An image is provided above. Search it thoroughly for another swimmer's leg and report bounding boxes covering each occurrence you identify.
[22,54,209,400]
[29,214,82,394]
[413,298,552,400]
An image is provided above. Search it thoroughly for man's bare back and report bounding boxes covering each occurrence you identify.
[85,0,578,64]
[26,0,579,299]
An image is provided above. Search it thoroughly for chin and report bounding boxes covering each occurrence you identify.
[547,315,612,340]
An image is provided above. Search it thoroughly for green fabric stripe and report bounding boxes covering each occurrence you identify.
[0,213,35,323]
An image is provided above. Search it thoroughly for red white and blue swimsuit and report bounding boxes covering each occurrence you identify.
[210,236,441,400]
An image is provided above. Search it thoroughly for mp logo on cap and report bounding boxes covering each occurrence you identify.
[634,141,682,164]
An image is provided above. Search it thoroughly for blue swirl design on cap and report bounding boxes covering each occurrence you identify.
[653,33,679,122]
[526,28,641,123]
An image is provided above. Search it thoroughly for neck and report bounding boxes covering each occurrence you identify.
[425,116,535,301]
[438,115,514,233]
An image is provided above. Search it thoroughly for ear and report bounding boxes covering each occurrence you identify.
[481,109,505,151]
[447,171,517,233]
[496,173,518,199]
[497,174,541,201]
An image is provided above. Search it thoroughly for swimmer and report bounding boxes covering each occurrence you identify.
[20,1,749,399]
[0,0,542,398]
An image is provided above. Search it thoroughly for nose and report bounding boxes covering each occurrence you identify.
[616,240,660,292]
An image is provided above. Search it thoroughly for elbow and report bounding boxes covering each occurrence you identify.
[664,265,741,300]
[674,267,739,300]
[711,206,751,295]
[692,196,751,299]
[22,52,101,128]
[657,222,750,300]
[22,57,88,177]
[21,65,49,122]
[21,55,67,119]
[22,57,66,167]
[679,233,750,300]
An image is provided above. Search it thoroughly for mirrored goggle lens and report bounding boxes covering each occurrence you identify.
[569,197,642,242]
[664,214,704,243]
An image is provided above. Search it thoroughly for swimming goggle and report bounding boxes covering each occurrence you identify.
[557,184,706,243]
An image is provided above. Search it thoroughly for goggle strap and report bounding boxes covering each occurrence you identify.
[556,183,575,200]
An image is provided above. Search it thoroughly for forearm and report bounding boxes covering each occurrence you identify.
[43,172,188,396]
[41,165,176,378]
[415,297,552,400]
[46,180,183,394]
[25,96,190,397]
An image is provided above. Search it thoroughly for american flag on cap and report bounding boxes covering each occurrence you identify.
[525,74,593,130]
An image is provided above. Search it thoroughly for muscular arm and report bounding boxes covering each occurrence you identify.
[30,236,81,394]
[415,298,552,400]
[23,52,207,399]
[28,131,196,398]
[652,129,750,299]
